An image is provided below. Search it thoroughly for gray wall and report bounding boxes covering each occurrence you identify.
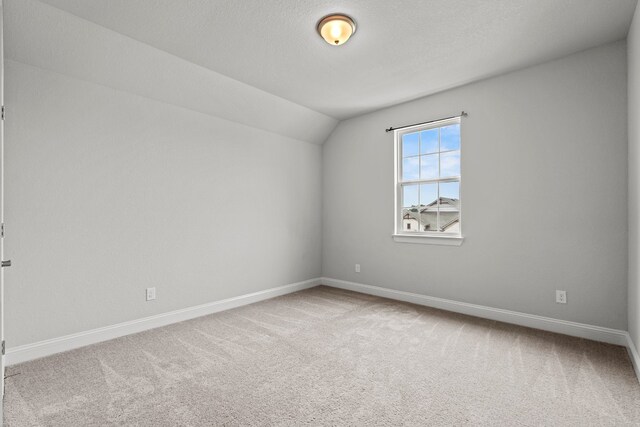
[3,0,633,350]
[4,5,324,347]
[322,41,628,330]
[629,3,640,350]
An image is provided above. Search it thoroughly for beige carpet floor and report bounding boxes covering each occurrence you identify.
[4,286,640,426]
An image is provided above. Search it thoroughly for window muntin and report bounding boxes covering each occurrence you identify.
[395,118,461,236]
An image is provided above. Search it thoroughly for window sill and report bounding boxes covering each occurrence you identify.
[392,234,464,246]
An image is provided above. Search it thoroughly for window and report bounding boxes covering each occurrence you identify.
[394,117,463,245]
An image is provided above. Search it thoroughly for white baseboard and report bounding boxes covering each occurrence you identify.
[6,278,321,366]
[8,275,639,384]
[626,333,640,384]
[321,277,629,347]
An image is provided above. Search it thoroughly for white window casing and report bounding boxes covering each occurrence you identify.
[393,116,464,246]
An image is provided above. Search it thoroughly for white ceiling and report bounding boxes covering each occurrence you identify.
[37,0,638,120]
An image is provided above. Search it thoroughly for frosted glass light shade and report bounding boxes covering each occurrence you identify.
[317,14,356,46]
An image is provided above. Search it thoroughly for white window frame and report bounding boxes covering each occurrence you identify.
[393,116,464,246]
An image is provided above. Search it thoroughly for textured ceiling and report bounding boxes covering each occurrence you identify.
[35,0,638,119]
[5,0,338,144]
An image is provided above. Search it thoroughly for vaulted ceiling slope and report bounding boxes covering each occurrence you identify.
[34,0,638,120]
[5,0,338,145]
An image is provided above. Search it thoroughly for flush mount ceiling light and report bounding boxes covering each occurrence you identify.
[317,14,356,46]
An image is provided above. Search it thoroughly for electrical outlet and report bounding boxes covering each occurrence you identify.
[355,264,361,273]
[556,290,567,304]
[146,287,156,301]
